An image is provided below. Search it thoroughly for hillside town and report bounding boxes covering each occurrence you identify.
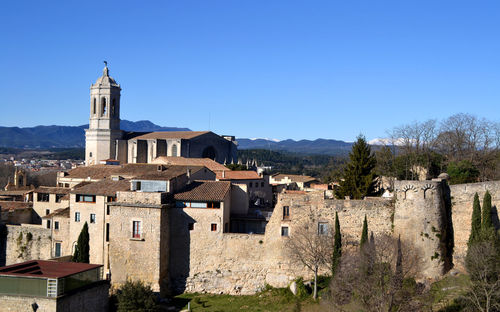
[0,63,498,312]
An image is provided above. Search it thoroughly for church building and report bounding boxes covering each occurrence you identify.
[85,63,238,166]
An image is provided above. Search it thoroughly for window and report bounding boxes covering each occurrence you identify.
[136,181,142,191]
[54,221,59,230]
[111,98,116,117]
[55,194,65,203]
[211,223,217,232]
[46,220,51,229]
[45,209,50,216]
[76,194,96,203]
[177,201,221,209]
[101,97,107,116]
[281,226,289,237]
[188,223,194,231]
[318,222,328,235]
[171,144,178,156]
[106,206,110,215]
[37,193,49,202]
[106,223,110,242]
[89,152,93,157]
[55,243,61,258]
[132,221,141,238]
[282,206,290,220]
[90,214,96,224]
[75,212,80,222]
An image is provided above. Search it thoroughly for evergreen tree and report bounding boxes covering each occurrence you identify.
[482,191,493,230]
[331,212,342,276]
[360,215,368,248]
[468,193,482,246]
[72,222,90,263]
[335,135,378,199]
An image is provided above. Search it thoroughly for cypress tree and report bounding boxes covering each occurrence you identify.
[72,222,90,263]
[335,135,378,199]
[332,212,342,276]
[360,215,368,248]
[482,191,493,230]
[468,193,481,246]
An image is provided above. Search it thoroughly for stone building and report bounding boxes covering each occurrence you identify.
[85,63,237,166]
[33,187,70,225]
[269,173,319,190]
[216,170,273,207]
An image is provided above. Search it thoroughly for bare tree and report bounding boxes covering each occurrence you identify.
[463,240,500,312]
[285,210,334,299]
[437,113,500,181]
[389,119,438,180]
[326,235,424,312]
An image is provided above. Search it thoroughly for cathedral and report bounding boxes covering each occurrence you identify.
[85,63,238,166]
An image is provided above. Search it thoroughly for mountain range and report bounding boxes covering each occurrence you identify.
[0,121,190,149]
[0,120,354,155]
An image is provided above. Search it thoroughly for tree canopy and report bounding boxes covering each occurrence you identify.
[335,135,378,199]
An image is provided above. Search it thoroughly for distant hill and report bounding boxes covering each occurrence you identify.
[237,138,353,156]
[0,120,357,155]
[0,120,190,148]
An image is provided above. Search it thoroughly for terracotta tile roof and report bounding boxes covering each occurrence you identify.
[0,190,33,196]
[65,165,122,179]
[132,165,206,181]
[65,163,206,181]
[42,207,70,219]
[216,170,261,180]
[132,131,210,140]
[152,157,227,172]
[70,179,131,196]
[0,201,32,211]
[174,181,231,202]
[0,260,102,279]
[34,187,71,195]
[272,173,318,183]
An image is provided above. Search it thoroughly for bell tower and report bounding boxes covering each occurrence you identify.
[85,62,123,166]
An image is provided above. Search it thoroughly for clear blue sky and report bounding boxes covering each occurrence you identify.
[1,1,499,142]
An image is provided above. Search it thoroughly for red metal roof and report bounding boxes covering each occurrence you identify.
[0,260,102,279]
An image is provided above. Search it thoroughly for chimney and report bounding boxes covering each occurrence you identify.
[222,170,225,179]
[187,168,192,184]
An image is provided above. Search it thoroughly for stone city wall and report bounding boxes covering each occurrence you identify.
[449,181,500,270]
[3,224,52,266]
[175,191,394,294]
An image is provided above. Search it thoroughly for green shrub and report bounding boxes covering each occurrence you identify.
[115,280,159,312]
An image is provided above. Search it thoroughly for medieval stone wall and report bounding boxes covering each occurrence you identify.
[171,191,394,295]
[3,224,51,266]
[449,181,500,270]
[393,180,451,280]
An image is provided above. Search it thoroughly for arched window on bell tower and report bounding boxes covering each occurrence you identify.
[93,98,96,115]
[111,98,116,117]
[101,97,107,116]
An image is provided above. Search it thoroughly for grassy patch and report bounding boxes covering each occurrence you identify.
[172,287,320,312]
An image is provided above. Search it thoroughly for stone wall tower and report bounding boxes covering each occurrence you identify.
[393,179,452,280]
[85,62,123,166]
